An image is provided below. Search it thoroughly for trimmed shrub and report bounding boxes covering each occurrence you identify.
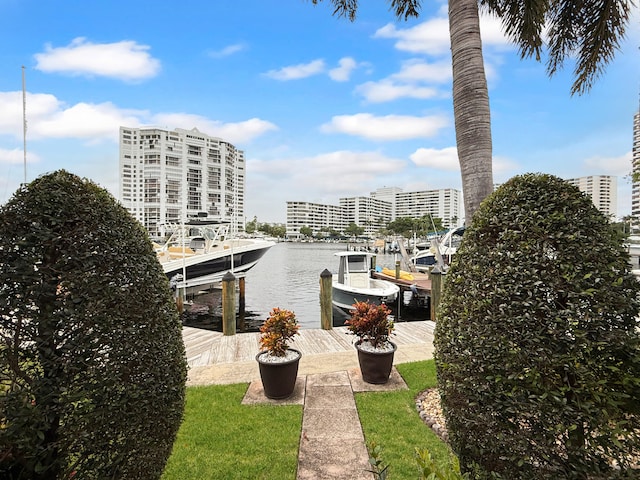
[434,173,640,479]
[0,171,187,479]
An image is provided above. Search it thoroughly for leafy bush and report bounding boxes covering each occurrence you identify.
[0,171,188,479]
[434,173,640,479]
[259,307,299,356]
[415,448,470,480]
[366,441,390,479]
[346,301,394,348]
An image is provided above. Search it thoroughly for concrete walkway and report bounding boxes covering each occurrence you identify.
[298,371,373,480]
[241,363,413,479]
[185,324,434,479]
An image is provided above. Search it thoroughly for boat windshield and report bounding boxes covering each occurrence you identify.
[347,255,369,273]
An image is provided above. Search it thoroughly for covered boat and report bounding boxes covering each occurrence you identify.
[332,251,400,312]
[157,218,274,294]
[411,226,465,272]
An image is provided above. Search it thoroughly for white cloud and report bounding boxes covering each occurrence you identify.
[374,18,451,56]
[264,59,326,80]
[36,102,144,141]
[34,37,161,81]
[354,59,452,103]
[208,43,246,58]
[329,57,358,81]
[410,148,520,177]
[374,14,510,56]
[492,155,520,176]
[410,147,459,170]
[584,151,632,176]
[0,91,277,145]
[369,12,511,92]
[356,80,441,103]
[392,59,452,83]
[0,91,144,141]
[152,113,278,144]
[321,113,449,141]
[247,150,407,213]
[0,147,40,165]
[0,92,60,138]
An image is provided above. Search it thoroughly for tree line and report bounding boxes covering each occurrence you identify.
[248,215,448,240]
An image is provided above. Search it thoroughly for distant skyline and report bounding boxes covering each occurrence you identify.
[0,0,638,223]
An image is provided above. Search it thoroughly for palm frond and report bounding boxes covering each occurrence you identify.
[311,0,421,21]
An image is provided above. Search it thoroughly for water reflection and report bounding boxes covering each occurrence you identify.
[181,242,429,332]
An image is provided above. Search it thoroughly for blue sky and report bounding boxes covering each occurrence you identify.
[0,0,638,223]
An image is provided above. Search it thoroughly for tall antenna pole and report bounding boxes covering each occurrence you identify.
[22,65,27,185]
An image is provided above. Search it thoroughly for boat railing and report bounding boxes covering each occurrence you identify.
[160,221,231,252]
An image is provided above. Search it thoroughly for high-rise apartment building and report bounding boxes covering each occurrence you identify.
[286,187,462,238]
[339,196,393,238]
[119,126,245,238]
[370,186,403,217]
[632,112,640,218]
[286,201,346,237]
[394,188,461,225]
[565,175,617,219]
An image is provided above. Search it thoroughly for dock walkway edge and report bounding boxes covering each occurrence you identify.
[183,321,436,386]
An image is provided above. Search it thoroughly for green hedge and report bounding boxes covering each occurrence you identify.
[435,173,640,479]
[0,171,188,479]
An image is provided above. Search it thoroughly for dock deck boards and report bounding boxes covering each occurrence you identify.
[182,321,436,368]
[371,270,432,294]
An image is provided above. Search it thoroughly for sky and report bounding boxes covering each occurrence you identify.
[0,0,638,224]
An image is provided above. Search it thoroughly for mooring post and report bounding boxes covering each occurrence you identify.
[238,276,246,315]
[395,260,401,279]
[222,271,236,336]
[176,288,184,314]
[430,266,443,321]
[238,276,246,331]
[320,269,333,330]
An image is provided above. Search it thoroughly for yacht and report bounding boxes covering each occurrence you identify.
[157,218,274,294]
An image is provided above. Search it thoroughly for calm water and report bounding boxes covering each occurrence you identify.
[182,241,428,331]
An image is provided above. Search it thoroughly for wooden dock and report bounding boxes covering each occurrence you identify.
[182,321,436,368]
[371,269,432,294]
[371,270,432,310]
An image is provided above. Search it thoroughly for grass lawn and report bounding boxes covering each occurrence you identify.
[162,383,303,480]
[162,360,451,479]
[357,360,454,479]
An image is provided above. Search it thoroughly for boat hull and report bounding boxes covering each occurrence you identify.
[163,241,273,292]
[331,275,399,311]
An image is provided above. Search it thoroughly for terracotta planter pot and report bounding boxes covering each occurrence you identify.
[256,349,301,399]
[356,340,397,384]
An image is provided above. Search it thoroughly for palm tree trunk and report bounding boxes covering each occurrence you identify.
[449,0,494,222]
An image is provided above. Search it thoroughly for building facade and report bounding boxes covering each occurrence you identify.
[394,188,461,226]
[369,186,402,217]
[286,187,462,238]
[340,196,393,238]
[632,112,640,218]
[286,201,346,239]
[119,126,245,238]
[565,175,618,219]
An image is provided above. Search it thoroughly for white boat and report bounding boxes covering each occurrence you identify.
[156,218,274,293]
[411,226,465,272]
[332,251,400,312]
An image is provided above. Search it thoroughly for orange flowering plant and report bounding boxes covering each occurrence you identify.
[345,301,394,348]
[259,307,300,357]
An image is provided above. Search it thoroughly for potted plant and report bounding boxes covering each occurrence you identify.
[346,301,396,384]
[255,307,301,399]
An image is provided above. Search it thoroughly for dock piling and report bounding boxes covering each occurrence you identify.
[238,276,246,331]
[222,271,236,336]
[430,266,444,321]
[320,269,333,330]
